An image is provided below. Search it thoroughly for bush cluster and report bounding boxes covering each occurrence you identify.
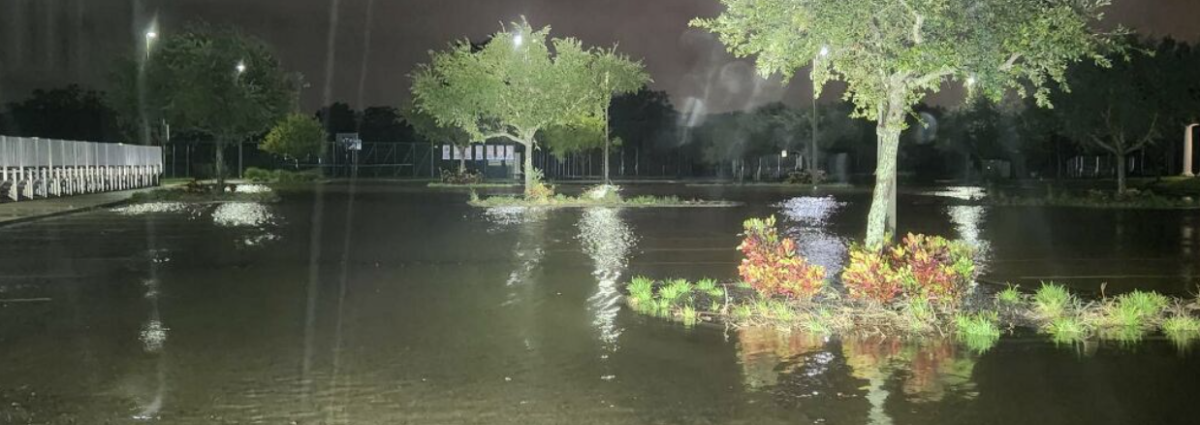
[245,167,320,184]
[439,168,483,185]
[737,216,827,300]
[841,234,976,305]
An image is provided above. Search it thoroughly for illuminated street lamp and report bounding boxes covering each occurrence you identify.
[145,30,158,59]
[236,61,247,74]
[513,33,524,48]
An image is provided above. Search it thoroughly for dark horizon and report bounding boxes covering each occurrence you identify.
[2,0,1198,114]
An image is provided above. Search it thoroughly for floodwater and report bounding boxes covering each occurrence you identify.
[1,182,1198,424]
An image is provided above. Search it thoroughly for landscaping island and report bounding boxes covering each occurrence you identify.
[626,216,1200,352]
[467,183,739,208]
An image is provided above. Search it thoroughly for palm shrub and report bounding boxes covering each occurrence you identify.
[737,216,826,300]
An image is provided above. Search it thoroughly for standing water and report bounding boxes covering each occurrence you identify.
[1,182,1198,424]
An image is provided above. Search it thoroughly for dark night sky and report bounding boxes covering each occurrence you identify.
[2,0,1198,114]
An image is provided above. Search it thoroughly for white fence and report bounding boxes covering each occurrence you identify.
[0,136,162,202]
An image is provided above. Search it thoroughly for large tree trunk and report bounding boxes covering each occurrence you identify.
[523,141,535,195]
[458,144,466,173]
[215,141,226,188]
[865,100,904,247]
[1115,152,1127,195]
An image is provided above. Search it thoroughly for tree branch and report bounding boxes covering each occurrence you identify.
[1000,53,1022,71]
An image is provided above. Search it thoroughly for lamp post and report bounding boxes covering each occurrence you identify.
[235,61,247,179]
[1185,123,1198,177]
[810,46,829,173]
[145,31,157,59]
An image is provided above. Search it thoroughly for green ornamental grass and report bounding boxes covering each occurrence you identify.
[1034,282,1072,318]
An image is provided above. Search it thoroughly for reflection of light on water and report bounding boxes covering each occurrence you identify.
[139,320,169,353]
[504,209,547,288]
[484,206,537,229]
[843,337,979,405]
[234,184,271,194]
[926,186,986,201]
[778,196,848,274]
[112,202,189,215]
[948,205,990,272]
[736,327,827,389]
[578,208,637,347]
[241,233,281,247]
[213,202,275,227]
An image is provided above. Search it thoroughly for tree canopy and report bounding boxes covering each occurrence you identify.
[694,0,1123,245]
[411,18,646,192]
[110,24,297,183]
[261,113,326,161]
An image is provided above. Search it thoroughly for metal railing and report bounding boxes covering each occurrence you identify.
[0,135,163,202]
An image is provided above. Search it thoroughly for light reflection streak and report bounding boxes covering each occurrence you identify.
[948,205,990,273]
[778,196,848,274]
[577,208,637,348]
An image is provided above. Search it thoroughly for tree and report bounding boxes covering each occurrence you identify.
[262,113,326,163]
[587,49,650,183]
[403,102,471,172]
[541,114,607,159]
[694,0,1123,246]
[359,106,414,142]
[5,85,120,141]
[111,24,297,185]
[316,102,358,139]
[411,18,603,194]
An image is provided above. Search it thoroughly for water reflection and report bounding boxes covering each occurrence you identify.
[778,196,848,273]
[577,208,637,348]
[211,202,280,247]
[948,205,991,272]
[737,328,981,423]
[924,186,986,201]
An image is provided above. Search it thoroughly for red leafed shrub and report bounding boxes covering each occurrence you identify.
[842,233,976,305]
[737,216,826,300]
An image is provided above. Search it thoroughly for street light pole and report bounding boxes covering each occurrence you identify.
[236,61,247,179]
[1185,123,1198,177]
[811,46,829,173]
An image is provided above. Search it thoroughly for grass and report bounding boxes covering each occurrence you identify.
[659,279,693,305]
[696,278,723,298]
[628,276,654,306]
[680,305,699,326]
[1162,316,1200,348]
[1104,290,1169,329]
[1044,316,1088,344]
[955,313,1002,353]
[1033,282,1073,318]
[996,284,1022,305]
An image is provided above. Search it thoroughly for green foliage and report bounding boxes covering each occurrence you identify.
[261,114,326,160]
[1033,282,1073,318]
[628,276,654,305]
[841,234,976,305]
[693,0,1122,119]
[1045,316,1088,344]
[738,216,827,300]
[111,24,297,183]
[244,167,320,184]
[954,313,1001,353]
[997,285,1022,305]
[1163,316,1200,346]
[680,305,700,326]
[660,279,693,306]
[1104,290,1169,329]
[411,18,647,192]
[696,278,724,298]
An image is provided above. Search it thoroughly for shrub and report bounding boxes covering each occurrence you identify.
[737,216,827,300]
[582,185,622,203]
[841,233,976,305]
[1033,282,1072,318]
[524,169,555,201]
[841,246,904,303]
[245,167,273,182]
[440,168,483,185]
[784,169,827,185]
[696,278,723,298]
